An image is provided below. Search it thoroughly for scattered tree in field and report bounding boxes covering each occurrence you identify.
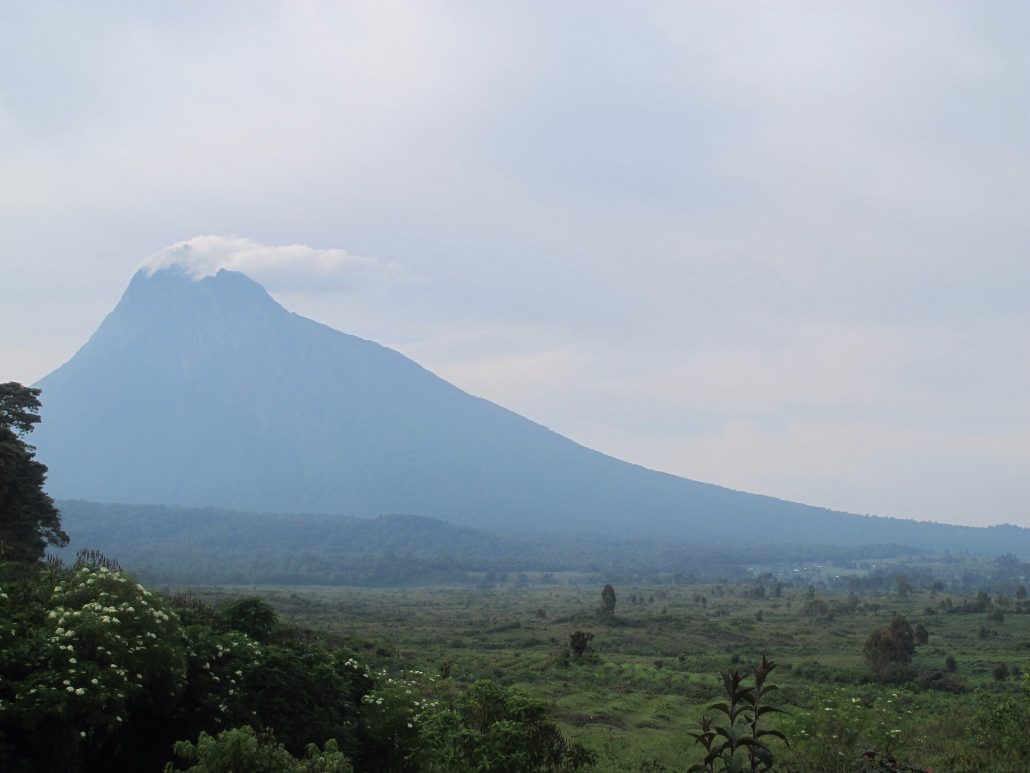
[569,630,593,658]
[914,622,928,645]
[895,574,912,598]
[993,662,1009,681]
[0,382,67,563]
[863,614,916,678]
[945,654,957,673]
[601,583,616,614]
[1016,584,1027,600]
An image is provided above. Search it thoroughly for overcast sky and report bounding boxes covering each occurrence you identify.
[3,1,1029,527]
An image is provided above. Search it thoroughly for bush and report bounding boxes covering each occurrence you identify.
[416,680,596,772]
[913,623,928,645]
[221,597,279,642]
[0,565,187,771]
[863,614,915,680]
[963,687,1030,770]
[165,726,353,773]
[569,631,593,659]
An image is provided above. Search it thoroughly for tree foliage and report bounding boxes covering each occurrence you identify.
[166,726,353,773]
[568,631,593,659]
[863,614,916,678]
[221,596,279,642]
[416,680,595,772]
[0,383,67,563]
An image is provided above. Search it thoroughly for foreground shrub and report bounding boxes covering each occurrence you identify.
[1,566,598,772]
[416,679,596,772]
[956,684,1030,771]
[0,564,186,771]
[165,725,352,773]
[220,597,279,642]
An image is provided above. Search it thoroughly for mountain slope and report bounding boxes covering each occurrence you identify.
[30,265,1026,551]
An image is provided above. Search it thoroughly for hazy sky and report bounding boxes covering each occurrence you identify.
[3,2,1029,527]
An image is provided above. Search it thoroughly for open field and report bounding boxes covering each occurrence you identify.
[179,576,1030,771]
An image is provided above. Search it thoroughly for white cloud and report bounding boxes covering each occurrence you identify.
[140,235,417,292]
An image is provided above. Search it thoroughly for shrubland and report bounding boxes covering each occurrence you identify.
[173,567,1029,772]
[3,552,1030,771]
[0,556,593,772]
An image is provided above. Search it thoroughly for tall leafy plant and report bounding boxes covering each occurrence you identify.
[688,655,787,772]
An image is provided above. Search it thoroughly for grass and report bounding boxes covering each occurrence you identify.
[175,578,1030,771]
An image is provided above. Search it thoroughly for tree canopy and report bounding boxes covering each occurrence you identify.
[0,382,67,563]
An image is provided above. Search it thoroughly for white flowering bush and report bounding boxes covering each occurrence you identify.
[356,666,437,764]
[3,569,591,772]
[177,625,265,733]
[0,565,187,769]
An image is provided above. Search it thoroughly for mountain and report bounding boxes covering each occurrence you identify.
[30,264,1030,554]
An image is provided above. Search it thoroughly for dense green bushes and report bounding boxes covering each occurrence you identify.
[166,727,352,773]
[416,680,595,772]
[0,563,591,772]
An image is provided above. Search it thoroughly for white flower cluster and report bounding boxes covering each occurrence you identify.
[5,566,187,717]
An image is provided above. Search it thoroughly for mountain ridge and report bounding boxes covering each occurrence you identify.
[30,264,1023,553]
[53,499,1030,585]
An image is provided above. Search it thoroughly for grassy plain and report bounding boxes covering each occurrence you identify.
[180,575,1030,771]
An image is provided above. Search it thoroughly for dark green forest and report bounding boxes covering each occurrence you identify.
[53,499,1030,588]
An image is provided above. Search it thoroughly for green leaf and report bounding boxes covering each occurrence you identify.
[756,728,790,746]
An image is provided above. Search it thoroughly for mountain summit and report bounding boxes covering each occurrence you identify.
[30,264,1014,548]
